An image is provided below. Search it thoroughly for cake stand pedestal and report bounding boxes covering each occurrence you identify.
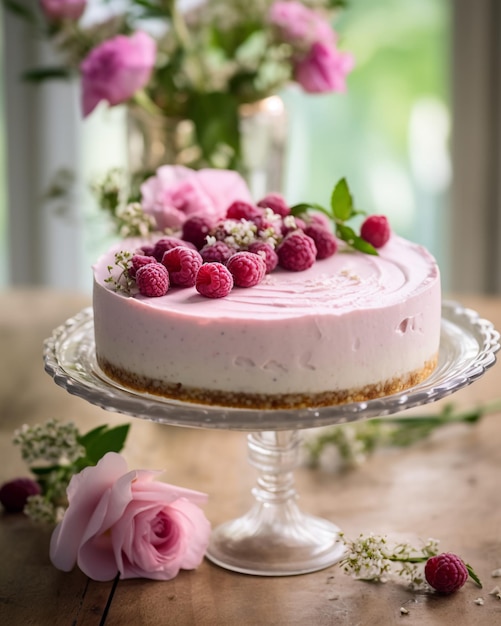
[43,302,499,577]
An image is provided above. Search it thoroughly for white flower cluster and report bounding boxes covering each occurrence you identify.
[340,533,439,588]
[13,419,85,466]
[24,494,65,525]
[116,202,156,238]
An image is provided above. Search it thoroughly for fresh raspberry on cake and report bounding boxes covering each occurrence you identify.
[200,241,235,264]
[161,246,203,287]
[360,215,391,248]
[196,262,234,298]
[257,193,290,217]
[152,236,196,261]
[304,224,338,259]
[182,215,213,250]
[136,263,170,297]
[226,200,262,221]
[128,253,157,278]
[227,251,267,287]
[138,244,155,256]
[247,241,279,273]
[277,231,317,271]
[424,553,469,594]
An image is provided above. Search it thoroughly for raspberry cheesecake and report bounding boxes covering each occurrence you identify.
[92,212,441,409]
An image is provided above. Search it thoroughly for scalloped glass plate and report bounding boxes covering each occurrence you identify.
[43,301,499,432]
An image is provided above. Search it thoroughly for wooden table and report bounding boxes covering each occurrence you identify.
[1,289,501,625]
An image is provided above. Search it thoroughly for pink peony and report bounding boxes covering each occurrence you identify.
[80,31,156,117]
[39,0,86,21]
[49,452,211,581]
[269,1,335,48]
[294,41,354,94]
[140,165,253,231]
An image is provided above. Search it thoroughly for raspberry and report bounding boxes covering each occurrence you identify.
[161,246,203,287]
[425,553,469,594]
[0,477,41,513]
[138,244,155,256]
[182,215,213,250]
[128,253,157,278]
[247,241,278,273]
[277,231,317,271]
[304,224,338,259]
[152,236,196,261]
[305,212,331,231]
[196,263,233,298]
[200,241,235,264]
[257,193,290,217]
[226,200,262,221]
[360,215,391,248]
[136,263,170,297]
[227,251,267,287]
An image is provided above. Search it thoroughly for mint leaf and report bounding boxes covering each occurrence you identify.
[336,223,378,255]
[78,424,131,466]
[331,177,354,221]
[290,202,331,219]
[466,563,483,588]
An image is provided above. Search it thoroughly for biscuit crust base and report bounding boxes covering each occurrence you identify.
[97,354,439,410]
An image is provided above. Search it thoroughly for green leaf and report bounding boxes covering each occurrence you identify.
[331,177,354,222]
[78,424,131,465]
[466,563,483,588]
[3,0,39,24]
[22,67,72,82]
[187,92,240,168]
[336,223,378,255]
[290,202,331,218]
[30,464,62,476]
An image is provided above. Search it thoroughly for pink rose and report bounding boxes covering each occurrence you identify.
[140,165,253,231]
[49,452,211,581]
[80,31,156,117]
[269,1,335,48]
[294,42,354,93]
[39,0,86,21]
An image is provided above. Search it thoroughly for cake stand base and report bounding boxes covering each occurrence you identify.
[205,430,345,576]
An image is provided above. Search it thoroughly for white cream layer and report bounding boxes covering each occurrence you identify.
[93,235,441,398]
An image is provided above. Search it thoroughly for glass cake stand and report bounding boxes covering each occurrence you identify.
[43,301,499,576]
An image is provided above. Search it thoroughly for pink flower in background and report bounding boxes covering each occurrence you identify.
[39,0,86,21]
[140,165,253,231]
[49,452,211,581]
[294,42,354,93]
[80,31,156,117]
[269,1,335,48]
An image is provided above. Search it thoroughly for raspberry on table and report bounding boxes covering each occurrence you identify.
[257,193,290,217]
[277,231,317,271]
[200,241,235,264]
[424,553,469,594]
[182,215,213,250]
[247,241,278,273]
[360,215,391,248]
[226,200,262,221]
[136,263,170,297]
[304,224,338,259]
[161,246,203,287]
[196,263,234,298]
[227,251,267,287]
[0,477,41,513]
[128,253,157,278]
[152,236,196,261]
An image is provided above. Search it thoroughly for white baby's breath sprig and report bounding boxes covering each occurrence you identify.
[340,533,440,589]
[13,419,84,466]
[116,202,156,238]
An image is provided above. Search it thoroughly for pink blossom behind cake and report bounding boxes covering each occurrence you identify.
[140,165,253,231]
[39,0,86,21]
[80,31,156,117]
[294,41,354,93]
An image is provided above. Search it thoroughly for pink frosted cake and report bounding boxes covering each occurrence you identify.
[93,230,440,410]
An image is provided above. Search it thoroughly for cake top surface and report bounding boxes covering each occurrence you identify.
[94,234,439,321]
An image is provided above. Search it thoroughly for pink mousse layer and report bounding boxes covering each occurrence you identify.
[93,234,441,402]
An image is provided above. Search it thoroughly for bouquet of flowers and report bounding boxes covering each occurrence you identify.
[11,0,353,171]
